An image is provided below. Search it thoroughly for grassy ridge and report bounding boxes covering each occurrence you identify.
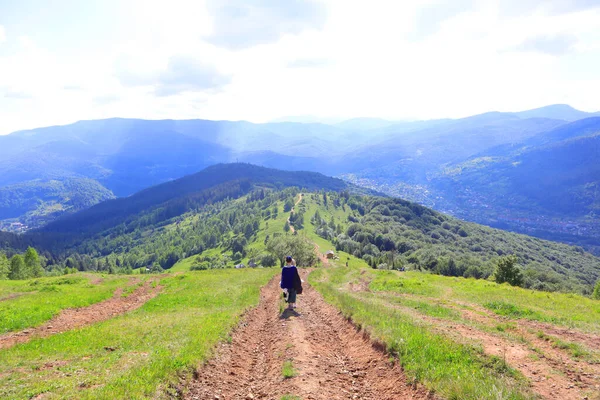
[0,275,129,334]
[0,268,276,400]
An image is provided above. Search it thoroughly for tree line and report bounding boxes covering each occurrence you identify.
[0,247,43,280]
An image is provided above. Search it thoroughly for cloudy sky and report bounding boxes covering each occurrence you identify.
[0,0,599,134]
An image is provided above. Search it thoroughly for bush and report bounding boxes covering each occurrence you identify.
[259,253,278,267]
[593,280,600,300]
[494,255,523,287]
[191,261,211,271]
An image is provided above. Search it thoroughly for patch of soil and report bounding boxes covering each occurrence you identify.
[0,279,162,350]
[186,271,431,400]
[0,293,24,302]
[90,277,105,285]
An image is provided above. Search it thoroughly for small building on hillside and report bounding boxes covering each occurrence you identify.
[326,250,335,259]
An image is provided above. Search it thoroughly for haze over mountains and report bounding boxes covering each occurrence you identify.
[1,104,599,250]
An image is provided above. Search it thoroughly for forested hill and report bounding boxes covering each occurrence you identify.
[1,163,598,294]
[0,178,114,229]
[31,163,358,240]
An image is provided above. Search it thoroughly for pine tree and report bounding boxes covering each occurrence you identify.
[24,247,43,278]
[9,255,27,280]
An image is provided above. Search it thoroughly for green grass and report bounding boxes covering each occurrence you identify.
[310,266,532,400]
[368,270,600,332]
[536,331,600,363]
[281,360,296,379]
[0,274,129,334]
[0,268,277,400]
[484,301,540,319]
[171,247,224,272]
[280,395,301,400]
[121,281,144,298]
[378,293,460,319]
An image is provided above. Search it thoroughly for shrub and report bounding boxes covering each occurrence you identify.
[593,280,600,300]
[494,255,523,287]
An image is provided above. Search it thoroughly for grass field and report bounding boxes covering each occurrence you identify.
[369,270,600,332]
[0,268,277,400]
[0,274,130,334]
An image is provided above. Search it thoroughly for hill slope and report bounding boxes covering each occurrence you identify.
[37,163,353,237]
[0,178,114,231]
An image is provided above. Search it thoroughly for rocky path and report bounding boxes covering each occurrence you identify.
[187,270,430,400]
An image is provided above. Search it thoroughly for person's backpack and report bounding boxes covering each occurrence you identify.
[294,271,303,294]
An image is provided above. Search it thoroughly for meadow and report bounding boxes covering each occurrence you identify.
[0,274,129,334]
[0,268,276,400]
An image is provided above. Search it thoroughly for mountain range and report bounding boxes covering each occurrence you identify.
[1,104,599,250]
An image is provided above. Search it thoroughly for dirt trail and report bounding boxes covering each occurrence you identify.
[187,270,431,400]
[366,291,600,400]
[287,193,303,234]
[0,278,161,349]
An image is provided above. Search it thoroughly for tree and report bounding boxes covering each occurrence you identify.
[24,247,43,278]
[284,221,291,233]
[9,255,27,280]
[494,255,523,286]
[0,252,9,279]
[266,234,318,267]
[283,199,294,212]
[593,280,600,300]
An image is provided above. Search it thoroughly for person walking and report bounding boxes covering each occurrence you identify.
[281,255,302,309]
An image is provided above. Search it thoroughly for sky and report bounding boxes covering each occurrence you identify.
[0,0,599,134]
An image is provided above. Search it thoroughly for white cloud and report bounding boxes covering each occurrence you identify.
[0,0,599,134]
[205,0,326,49]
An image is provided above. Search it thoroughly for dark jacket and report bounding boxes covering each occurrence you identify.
[281,265,302,293]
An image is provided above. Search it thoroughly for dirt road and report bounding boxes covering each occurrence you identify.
[187,270,430,400]
[0,278,161,349]
[287,193,303,234]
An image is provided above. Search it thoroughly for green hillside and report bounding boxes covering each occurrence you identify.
[0,178,115,231]
[28,193,600,295]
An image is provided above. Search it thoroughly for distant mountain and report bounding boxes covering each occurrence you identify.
[1,104,598,236]
[514,104,600,122]
[0,178,114,230]
[406,120,600,248]
[335,118,396,131]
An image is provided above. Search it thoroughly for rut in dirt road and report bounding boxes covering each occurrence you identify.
[187,270,430,400]
[0,278,161,349]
